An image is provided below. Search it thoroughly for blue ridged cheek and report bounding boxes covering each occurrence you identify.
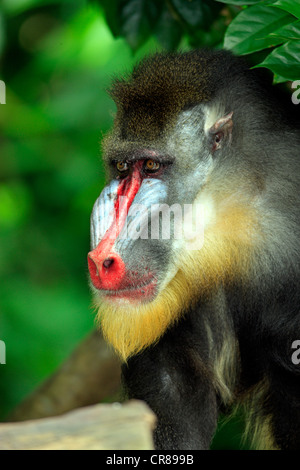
[90,178,168,251]
[90,180,119,250]
[115,178,168,252]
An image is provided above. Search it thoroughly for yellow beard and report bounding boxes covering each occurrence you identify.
[94,198,259,362]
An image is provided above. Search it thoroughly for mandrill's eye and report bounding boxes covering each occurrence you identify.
[116,161,129,176]
[144,159,160,174]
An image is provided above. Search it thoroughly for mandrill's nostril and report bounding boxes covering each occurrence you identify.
[88,249,126,290]
[103,258,114,269]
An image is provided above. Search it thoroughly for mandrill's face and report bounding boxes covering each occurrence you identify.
[88,154,173,306]
[87,105,218,305]
[87,83,253,361]
[87,105,219,360]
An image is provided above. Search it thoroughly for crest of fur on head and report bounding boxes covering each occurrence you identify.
[108,50,248,141]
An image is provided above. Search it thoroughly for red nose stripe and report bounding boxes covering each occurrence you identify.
[114,165,142,228]
[88,166,142,290]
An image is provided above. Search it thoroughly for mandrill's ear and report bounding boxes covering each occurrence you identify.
[207,112,233,153]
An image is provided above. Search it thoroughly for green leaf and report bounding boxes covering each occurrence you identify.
[187,14,227,48]
[154,5,182,50]
[269,20,300,40]
[272,72,290,83]
[224,2,294,54]
[170,0,220,30]
[100,0,123,38]
[272,0,300,19]
[255,40,300,81]
[119,0,162,50]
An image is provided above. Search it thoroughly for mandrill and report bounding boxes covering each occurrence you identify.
[87,50,300,450]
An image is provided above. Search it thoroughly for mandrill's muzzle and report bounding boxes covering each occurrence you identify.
[88,166,168,298]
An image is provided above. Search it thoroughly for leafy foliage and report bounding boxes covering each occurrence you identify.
[98,0,300,82]
[98,0,227,50]
[220,0,300,82]
[0,0,298,450]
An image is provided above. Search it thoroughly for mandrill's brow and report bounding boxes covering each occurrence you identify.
[106,149,175,165]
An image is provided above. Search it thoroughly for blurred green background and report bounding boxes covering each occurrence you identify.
[0,0,138,419]
[0,0,272,449]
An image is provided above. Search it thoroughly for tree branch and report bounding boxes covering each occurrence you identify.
[1,401,156,450]
[8,330,121,422]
